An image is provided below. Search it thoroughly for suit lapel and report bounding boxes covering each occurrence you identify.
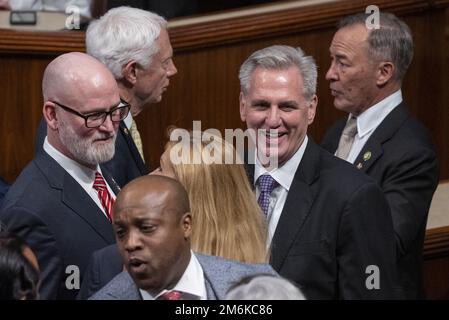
[61,175,115,244]
[353,102,410,172]
[35,152,115,244]
[102,167,121,195]
[321,119,346,153]
[204,277,217,300]
[119,122,149,174]
[107,272,142,300]
[196,254,222,300]
[270,138,320,271]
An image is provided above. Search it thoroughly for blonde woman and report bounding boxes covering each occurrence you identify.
[152,130,269,264]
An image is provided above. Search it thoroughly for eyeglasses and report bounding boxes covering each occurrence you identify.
[51,99,131,128]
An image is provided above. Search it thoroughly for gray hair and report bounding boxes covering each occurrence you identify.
[338,12,413,82]
[239,45,317,100]
[86,6,167,79]
[225,274,306,300]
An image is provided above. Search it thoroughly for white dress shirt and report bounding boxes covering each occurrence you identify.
[343,90,403,163]
[123,111,133,130]
[140,251,207,300]
[43,137,116,219]
[254,136,308,246]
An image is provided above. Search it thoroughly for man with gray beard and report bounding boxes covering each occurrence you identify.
[0,52,127,299]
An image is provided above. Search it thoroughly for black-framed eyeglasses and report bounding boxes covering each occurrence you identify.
[51,99,131,128]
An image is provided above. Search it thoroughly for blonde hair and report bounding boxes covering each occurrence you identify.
[165,131,269,263]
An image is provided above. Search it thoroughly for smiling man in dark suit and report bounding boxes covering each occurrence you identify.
[1,52,124,299]
[321,12,439,299]
[239,45,398,299]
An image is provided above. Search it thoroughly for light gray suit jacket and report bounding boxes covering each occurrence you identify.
[90,253,277,300]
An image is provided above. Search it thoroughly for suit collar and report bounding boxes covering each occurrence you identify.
[119,122,148,174]
[101,168,121,195]
[353,101,410,172]
[270,137,321,270]
[321,119,345,153]
[34,152,116,244]
[105,272,142,300]
[196,253,231,300]
[354,89,402,138]
[245,138,321,270]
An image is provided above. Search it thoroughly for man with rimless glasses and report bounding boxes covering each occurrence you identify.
[0,52,123,300]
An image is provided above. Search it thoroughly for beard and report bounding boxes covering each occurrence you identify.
[58,117,116,166]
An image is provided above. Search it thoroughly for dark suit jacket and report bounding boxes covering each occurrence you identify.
[77,244,123,300]
[0,176,9,209]
[89,253,278,300]
[35,118,148,188]
[0,151,119,299]
[321,102,439,299]
[247,138,398,299]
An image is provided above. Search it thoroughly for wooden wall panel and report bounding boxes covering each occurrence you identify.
[423,226,449,299]
[1,0,448,182]
[1,54,50,180]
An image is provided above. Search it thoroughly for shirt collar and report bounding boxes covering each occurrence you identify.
[123,111,133,130]
[43,137,99,186]
[254,136,308,191]
[352,90,402,138]
[140,251,206,300]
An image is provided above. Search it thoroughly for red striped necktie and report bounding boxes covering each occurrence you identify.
[93,172,115,222]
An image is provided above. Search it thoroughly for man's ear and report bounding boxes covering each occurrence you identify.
[182,212,192,239]
[376,61,395,86]
[239,92,247,122]
[122,60,139,84]
[307,94,318,125]
[43,101,58,131]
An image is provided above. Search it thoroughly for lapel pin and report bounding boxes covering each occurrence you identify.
[124,127,129,135]
[111,178,121,191]
[363,151,371,162]
[356,163,363,169]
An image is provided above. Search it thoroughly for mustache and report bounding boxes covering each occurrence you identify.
[92,132,116,140]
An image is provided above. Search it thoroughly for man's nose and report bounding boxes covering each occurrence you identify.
[124,231,142,251]
[326,62,338,81]
[266,107,281,128]
[99,115,116,133]
[167,60,177,77]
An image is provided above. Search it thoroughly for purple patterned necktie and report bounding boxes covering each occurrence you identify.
[257,174,278,217]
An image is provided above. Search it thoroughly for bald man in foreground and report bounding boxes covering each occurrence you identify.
[91,175,277,300]
[0,52,129,299]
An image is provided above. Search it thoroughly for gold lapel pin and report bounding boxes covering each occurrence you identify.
[363,151,372,162]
